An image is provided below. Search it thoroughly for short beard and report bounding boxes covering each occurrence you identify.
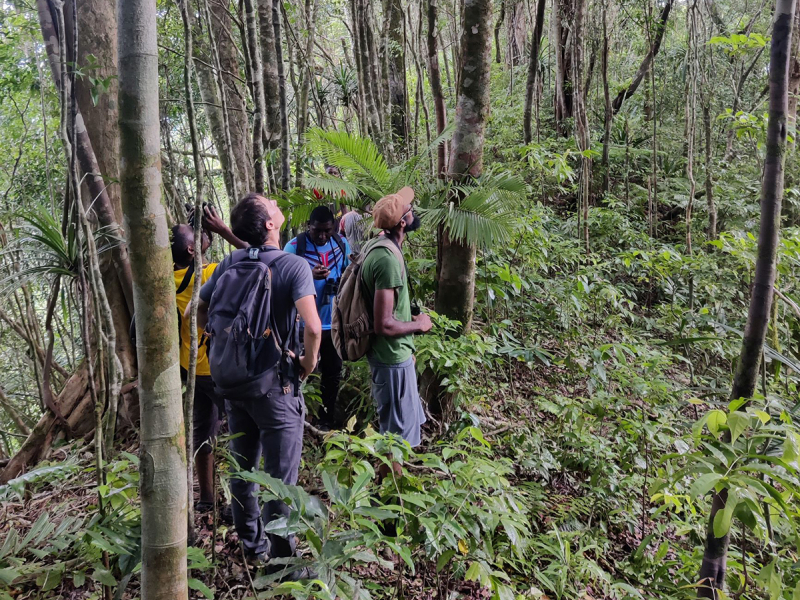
[404,214,422,233]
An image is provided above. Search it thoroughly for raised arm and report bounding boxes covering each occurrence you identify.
[202,205,248,249]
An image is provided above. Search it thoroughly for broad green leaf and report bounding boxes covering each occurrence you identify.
[713,488,739,538]
[436,549,456,572]
[188,577,214,599]
[0,569,19,586]
[707,410,727,436]
[690,472,724,498]
[72,571,86,588]
[727,412,749,444]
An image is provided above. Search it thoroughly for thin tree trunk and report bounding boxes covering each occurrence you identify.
[244,0,267,192]
[601,0,612,193]
[494,0,505,63]
[386,0,408,153]
[704,102,717,239]
[118,0,188,595]
[295,0,319,188]
[785,0,799,145]
[611,0,673,113]
[685,0,699,255]
[257,0,282,151]
[697,1,796,596]
[178,0,205,544]
[523,0,546,143]
[427,0,448,176]
[572,0,590,252]
[274,0,290,189]
[553,0,574,136]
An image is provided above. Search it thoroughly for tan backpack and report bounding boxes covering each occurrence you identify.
[331,237,404,361]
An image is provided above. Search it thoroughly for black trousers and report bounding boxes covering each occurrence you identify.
[318,330,343,426]
[226,387,305,559]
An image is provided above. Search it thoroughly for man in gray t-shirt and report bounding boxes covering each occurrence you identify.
[197,194,320,578]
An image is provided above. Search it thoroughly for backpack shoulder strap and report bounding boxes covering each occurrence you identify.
[332,232,347,262]
[175,263,195,294]
[295,232,307,258]
[367,237,405,278]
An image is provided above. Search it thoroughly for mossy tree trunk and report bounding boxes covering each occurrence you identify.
[118,0,188,596]
[697,0,796,596]
[435,0,492,333]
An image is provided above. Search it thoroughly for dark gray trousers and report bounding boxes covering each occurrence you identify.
[225,387,305,558]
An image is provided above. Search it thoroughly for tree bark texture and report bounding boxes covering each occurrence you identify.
[697,0,796,596]
[244,0,267,192]
[553,0,575,135]
[523,0,546,144]
[788,0,800,140]
[505,0,527,67]
[38,0,136,379]
[257,0,282,149]
[601,0,612,193]
[352,0,382,140]
[385,0,408,152]
[436,0,492,333]
[197,0,253,200]
[704,103,717,240]
[494,0,505,63]
[611,0,673,113]
[118,0,188,596]
[274,0,290,189]
[427,0,448,177]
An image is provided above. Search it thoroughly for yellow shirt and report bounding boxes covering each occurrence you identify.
[174,263,218,376]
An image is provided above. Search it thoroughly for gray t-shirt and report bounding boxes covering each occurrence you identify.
[200,248,315,353]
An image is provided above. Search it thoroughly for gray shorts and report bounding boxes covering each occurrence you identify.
[368,356,426,447]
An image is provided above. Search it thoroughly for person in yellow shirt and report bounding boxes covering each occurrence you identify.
[172,205,247,512]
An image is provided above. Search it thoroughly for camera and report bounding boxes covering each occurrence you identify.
[322,277,340,304]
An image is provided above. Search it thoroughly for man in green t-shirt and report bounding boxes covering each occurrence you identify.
[361,187,432,462]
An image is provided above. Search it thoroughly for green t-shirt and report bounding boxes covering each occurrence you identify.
[361,242,415,365]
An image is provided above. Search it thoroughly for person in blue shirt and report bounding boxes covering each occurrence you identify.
[285,206,351,430]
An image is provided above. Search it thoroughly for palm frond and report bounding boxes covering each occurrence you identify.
[397,121,456,181]
[306,128,391,192]
[419,170,526,246]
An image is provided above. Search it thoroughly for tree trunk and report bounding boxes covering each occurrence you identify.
[197,0,253,201]
[494,0,505,63]
[257,0,282,151]
[572,0,590,252]
[427,0,447,177]
[118,0,188,595]
[523,0,546,143]
[436,0,492,332]
[553,0,574,136]
[506,0,527,67]
[352,0,382,140]
[788,0,800,143]
[38,0,136,380]
[697,0,796,596]
[0,365,90,484]
[601,0,612,193]
[244,0,267,192]
[611,0,672,113]
[295,0,319,188]
[274,0,290,189]
[386,0,408,153]
[704,102,717,240]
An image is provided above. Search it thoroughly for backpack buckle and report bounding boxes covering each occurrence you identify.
[282,384,291,395]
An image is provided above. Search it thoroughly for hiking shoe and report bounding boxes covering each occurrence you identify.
[195,501,214,513]
[245,551,270,568]
[266,564,318,582]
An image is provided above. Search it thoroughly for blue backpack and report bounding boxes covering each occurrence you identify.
[205,247,298,397]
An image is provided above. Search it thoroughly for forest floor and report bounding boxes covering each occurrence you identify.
[2,203,792,600]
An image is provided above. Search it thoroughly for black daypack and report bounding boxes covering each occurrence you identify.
[204,247,298,397]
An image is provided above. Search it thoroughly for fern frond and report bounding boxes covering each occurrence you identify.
[306,128,391,192]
